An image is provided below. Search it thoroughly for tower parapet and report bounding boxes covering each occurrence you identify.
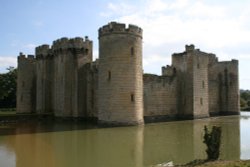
[17,53,36,113]
[18,52,35,60]
[52,37,92,51]
[98,22,142,38]
[185,44,195,52]
[51,37,93,59]
[52,37,69,51]
[36,45,50,59]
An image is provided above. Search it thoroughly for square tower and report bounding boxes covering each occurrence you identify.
[172,45,210,119]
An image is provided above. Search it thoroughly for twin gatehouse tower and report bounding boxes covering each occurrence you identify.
[17,22,240,125]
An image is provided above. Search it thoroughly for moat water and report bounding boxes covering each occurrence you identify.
[0,112,249,167]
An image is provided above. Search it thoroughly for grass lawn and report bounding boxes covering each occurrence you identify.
[0,108,16,115]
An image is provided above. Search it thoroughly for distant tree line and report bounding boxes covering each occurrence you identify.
[0,67,17,108]
[240,89,250,111]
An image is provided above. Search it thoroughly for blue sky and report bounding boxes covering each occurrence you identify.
[0,0,250,89]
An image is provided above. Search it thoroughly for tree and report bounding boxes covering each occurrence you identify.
[240,98,247,108]
[0,67,17,108]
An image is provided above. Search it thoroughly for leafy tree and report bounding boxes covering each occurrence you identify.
[240,98,247,108]
[240,89,250,110]
[0,67,17,108]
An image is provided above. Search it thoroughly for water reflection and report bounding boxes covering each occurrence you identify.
[0,113,247,167]
[143,115,240,165]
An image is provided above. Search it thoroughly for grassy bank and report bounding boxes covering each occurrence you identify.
[0,108,16,115]
[187,160,250,167]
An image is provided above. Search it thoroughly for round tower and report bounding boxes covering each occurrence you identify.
[98,22,144,125]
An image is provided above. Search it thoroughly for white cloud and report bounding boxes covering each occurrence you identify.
[93,50,98,60]
[146,0,168,13]
[238,54,250,60]
[144,54,170,67]
[0,56,17,73]
[185,1,226,18]
[101,0,250,88]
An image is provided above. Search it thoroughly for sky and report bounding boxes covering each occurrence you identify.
[0,0,250,89]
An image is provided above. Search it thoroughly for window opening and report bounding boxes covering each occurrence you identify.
[131,47,134,56]
[131,94,134,102]
[108,71,111,81]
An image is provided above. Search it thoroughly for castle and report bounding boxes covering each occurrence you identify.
[16,22,240,125]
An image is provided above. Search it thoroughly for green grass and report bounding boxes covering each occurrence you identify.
[0,108,16,115]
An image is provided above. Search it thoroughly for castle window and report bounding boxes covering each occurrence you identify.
[85,49,89,54]
[22,81,25,87]
[202,81,205,88]
[91,89,94,108]
[200,98,203,105]
[197,63,200,69]
[131,47,134,56]
[173,68,176,74]
[20,94,23,102]
[108,71,111,81]
[131,94,134,102]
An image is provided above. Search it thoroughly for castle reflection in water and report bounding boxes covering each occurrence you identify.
[0,113,244,167]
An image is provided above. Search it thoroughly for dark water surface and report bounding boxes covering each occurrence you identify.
[0,112,249,167]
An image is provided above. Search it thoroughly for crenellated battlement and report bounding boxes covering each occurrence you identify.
[217,59,239,65]
[16,22,239,124]
[18,52,35,61]
[52,36,92,51]
[52,37,69,50]
[185,44,195,52]
[98,22,142,38]
[162,65,176,76]
[143,74,176,85]
[231,59,238,65]
[36,44,50,59]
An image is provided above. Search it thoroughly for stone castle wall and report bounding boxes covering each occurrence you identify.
[172,50,194,118]
[192,50,210,119]
[17,53,36,113]
[34,37,93,117]
[16,22,240,125]
[143,74,177,122]
[36,45,53,114]
[98,22,144,125]
[208,59,239,115]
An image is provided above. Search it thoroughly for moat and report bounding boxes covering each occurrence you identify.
[0,112,249,167]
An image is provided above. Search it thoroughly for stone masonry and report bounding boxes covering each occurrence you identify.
[16,22,240,125]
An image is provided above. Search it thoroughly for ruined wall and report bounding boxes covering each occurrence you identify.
[143,73,177,122]
[16,53,36,113]
[209,59,240,115]
[98,22,144,125]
